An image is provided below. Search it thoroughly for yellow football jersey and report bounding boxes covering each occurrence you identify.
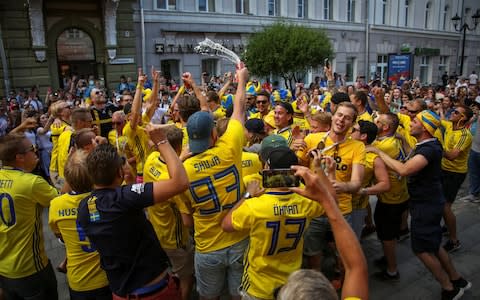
[144,152,190,250]
[181,126,189,150]
[241,151,263,178]
[372,136,409,204]
[123,121,152,175]
[48,192,108,291]
[108,129,129,157]
[232,191,324,299]
[274,127,293,146]
[441,121,472,173]
[212,106,226,120]
[183,119,248,252]
[357,111,373,123]
[297,132,366,214]
[0,168,58,278]
[397,113,417,148]
[57,129,74,178]
[352,152,377,210]
[49,121,70,172]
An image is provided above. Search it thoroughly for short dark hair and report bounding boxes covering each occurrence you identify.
[177,94,200,122]
[87,143,123,186]
[331,92,350,104]
[256,90,271,100]
[383,112,400,134]
[0,133,26,163]
[166,125,184,154]
[358,120,378,145]
[206,91,220,103]
[354,91,368,107]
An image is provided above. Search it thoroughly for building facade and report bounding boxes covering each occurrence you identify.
[1,0,479,97]
[139,0,480,86]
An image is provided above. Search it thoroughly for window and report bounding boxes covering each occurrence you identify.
[236,0,249,14]
[161,60,180,82]
[404,0,409,26]
[381,0,387,25]
[442,5,449,30]
[268,0,279,16]
[377,55,388,82]
[346,57,356,83]
[347,0,355,22]
[199,0,215,12]
[439,56,449,80]
[202,59,219,77]
[57,28,94,61]
[66,28,82,39]
[323,0,333,20]
[298,0,305,18]
[156,0,176,10]
[419,56,430,84]
[425,2,431,29]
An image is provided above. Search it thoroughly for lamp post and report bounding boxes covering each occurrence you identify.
[451,11,480,76]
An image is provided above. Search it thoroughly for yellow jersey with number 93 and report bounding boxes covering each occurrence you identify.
[183,119,248,253]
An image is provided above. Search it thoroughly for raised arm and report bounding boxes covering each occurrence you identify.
[368,145,428,177]
[182,72,208,112]
[130,68,147,129]
[290,166,368,299]
[147,124,189,203]
[217,72,232,98]
[231,66,248,124]
[372,86,389,114]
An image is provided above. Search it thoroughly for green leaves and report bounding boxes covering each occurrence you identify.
[245,22,333,85]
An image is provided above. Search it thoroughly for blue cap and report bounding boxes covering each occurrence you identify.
[187,111,214,154]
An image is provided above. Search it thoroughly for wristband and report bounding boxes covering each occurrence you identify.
[136,84,144,90]
[243,192,251,199]
[156,140,168,147]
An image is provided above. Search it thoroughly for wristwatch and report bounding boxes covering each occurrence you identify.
[243,192,251,199]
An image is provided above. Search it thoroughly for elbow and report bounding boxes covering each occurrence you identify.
[221,217,234,232]
[178,175,190,193]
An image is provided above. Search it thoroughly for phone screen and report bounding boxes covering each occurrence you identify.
[262,169,300,188]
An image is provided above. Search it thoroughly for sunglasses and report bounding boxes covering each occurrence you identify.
[95,91,104,95]
[453,110,465,117]
[22,144,37,154]
[256,100,268,104]
[407,109,420,114]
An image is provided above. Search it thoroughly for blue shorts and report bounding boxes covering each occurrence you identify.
[194,239,248,298]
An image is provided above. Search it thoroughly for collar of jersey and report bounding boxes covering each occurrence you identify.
[1,166,23,171]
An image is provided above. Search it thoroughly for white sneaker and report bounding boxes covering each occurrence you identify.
[459,194,480,203]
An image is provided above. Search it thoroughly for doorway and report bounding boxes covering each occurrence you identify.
[56,28,97,88]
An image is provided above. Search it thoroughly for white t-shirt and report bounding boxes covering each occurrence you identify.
[469,73,478,85]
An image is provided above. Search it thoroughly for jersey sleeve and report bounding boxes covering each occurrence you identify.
[352,141,366,165]
[231,200,254,231]
[217,119,245,159]
[117,182,155,210]
[453,131,472,151]
[34,176,59,207]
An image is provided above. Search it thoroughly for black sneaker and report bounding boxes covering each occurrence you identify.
[441,287,464,300]
[451,277,472,291]
[443,240,461,253]
[397,228,410,241]
[373,270,400,282]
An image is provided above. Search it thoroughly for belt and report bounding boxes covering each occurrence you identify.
[129,274,170,297]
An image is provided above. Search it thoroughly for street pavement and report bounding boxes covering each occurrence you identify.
[42,181,480,300]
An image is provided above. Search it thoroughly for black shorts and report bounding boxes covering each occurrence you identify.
[410,201,443,254]
[374,200,408,241]
[441,170,467,203]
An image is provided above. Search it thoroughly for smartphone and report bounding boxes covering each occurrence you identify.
[324,58,330,68]
[262,169,300,188]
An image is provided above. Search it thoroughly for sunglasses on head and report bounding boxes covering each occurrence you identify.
[95,91,104,95]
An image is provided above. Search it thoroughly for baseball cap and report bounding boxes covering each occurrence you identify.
[245,118,265,134]
[266,146,298,169]
[260,134,288,161]
[416,110,441,137]
[187,111,214,154]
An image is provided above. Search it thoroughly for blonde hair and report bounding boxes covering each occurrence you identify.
[64,149,93,193]
[310,112,332,126]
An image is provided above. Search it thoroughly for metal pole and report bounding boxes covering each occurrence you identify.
[460,25,466,76]
[365,0,369,80]
[0,23,10,99]
[140,0,146,72]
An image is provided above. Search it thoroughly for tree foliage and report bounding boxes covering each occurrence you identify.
[244,22,333,89]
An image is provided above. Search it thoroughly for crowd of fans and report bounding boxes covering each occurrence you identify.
[0,63,479,300]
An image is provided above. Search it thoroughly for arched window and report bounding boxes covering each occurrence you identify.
[425,2,431,29]
[57,28,94,61]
